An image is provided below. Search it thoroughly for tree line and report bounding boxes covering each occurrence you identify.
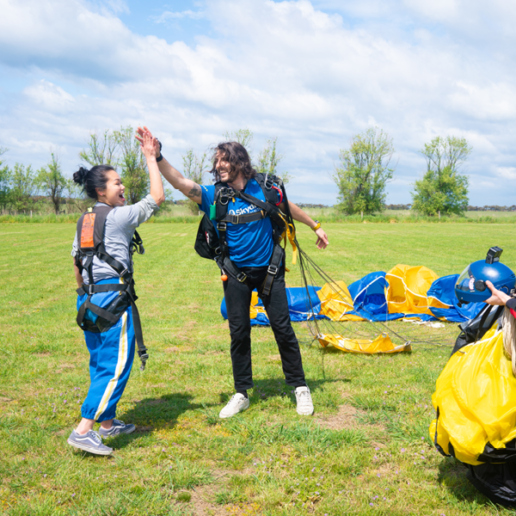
[333,128,471,218]
[0,126,289,216]
[1,125,473,217]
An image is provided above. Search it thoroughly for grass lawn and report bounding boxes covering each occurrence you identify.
[2,221,516,515]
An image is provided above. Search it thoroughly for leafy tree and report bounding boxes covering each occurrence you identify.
[36,153,67,214]
[182,149,207,214]
[115,126,149,205]
[80,126,148,204]
[66,178,91,213]
[411,136,471,217]
[0,147,11,212]
[79,130,119,167]
[223,128,254,150]
[10,163,37,213]
[256,137,291,184]
[333,127,395,216]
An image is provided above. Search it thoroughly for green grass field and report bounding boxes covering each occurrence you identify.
[2,222,516,515]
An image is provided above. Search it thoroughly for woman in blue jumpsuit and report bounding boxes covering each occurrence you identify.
[67,131,164,455]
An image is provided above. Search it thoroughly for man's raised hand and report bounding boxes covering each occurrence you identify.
[135,127,160,158]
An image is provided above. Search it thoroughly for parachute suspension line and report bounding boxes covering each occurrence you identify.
[294,237,452,349]
[503,307,516,376]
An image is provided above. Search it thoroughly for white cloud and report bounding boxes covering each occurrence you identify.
[0,0,516,205]
[154,10,206,23]
[495,167,516,181]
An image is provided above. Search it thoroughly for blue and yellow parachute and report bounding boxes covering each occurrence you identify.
[220,264,484,354]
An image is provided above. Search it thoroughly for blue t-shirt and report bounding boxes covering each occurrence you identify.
[199,179,279,267]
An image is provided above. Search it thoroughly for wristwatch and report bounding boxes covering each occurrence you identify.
[311,220,321,231]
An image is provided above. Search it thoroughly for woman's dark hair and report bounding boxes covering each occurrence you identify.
[73,165,114,200]
[211,142,256,182]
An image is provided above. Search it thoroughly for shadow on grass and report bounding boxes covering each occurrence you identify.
[436,458,492,507]
[107,392,217,448]
[219,377,349,405]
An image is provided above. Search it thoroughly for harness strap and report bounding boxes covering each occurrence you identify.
[217,256,248,283]
[219,210,266,225]
[76,283,128,296]
[261,244,284,296]
[128,297,148,371]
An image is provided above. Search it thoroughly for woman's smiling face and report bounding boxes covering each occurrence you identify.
[97,169,126,207]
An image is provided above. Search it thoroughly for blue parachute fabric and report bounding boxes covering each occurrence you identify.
[220,286,324,326]
[346,272,405,321]
[220,271,483,325]
[427,274,484,322]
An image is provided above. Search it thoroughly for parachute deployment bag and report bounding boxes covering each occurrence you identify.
[75,206,149,370]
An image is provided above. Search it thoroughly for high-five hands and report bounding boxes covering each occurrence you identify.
[135,126,161,159]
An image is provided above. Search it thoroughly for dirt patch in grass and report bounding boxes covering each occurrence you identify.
[189,468,250,516]
[316,404,363,430]
[266,354,282,362]
[165,347,181,353]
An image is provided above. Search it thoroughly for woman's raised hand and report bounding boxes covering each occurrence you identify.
[136,126,161,158]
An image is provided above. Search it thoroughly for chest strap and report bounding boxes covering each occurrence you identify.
[219,210,266,225]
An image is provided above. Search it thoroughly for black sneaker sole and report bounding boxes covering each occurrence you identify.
[67,438,113,455]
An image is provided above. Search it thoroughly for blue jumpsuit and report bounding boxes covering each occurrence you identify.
[72,196,158,422]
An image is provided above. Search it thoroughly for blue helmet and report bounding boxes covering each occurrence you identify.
[455,247,516,304]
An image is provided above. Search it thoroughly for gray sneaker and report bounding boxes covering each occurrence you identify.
[98,419,136,437]
[67,429,113,455]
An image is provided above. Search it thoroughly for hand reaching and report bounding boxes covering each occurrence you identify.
[315,228,329,249]
[484,280,511,306]
[136,126,161,158]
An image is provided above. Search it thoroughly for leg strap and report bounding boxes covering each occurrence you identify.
[261,245,284,296]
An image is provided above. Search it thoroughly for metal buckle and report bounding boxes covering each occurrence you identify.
[215,247,221,256]
[236,272,247,283]
[267,265,278,276]
[119,268,130,279]
[219,187,234,205]
[217,222,227,231]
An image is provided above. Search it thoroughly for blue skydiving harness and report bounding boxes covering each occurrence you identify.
[194,172,294,295]
[74,205,149,370]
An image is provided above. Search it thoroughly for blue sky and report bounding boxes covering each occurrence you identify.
[1,0,515,205]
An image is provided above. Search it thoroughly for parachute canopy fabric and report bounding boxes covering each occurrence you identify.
[386,264,440,316]
[220,265,484,327]
[427,274,485,323]
[429,324,516,466]
[220,286,324,326]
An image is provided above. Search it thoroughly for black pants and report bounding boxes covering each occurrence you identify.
[223,264,307,391]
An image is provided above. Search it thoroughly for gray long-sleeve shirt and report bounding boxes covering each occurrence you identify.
[72,195,159,284]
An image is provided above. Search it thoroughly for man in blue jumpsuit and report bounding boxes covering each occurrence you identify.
[137,128,329,418]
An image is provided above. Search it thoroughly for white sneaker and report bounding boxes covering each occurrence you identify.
[295,386,314,416]
[219,393,250,419]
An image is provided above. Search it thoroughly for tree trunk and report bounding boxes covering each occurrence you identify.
[438,210,441,219]
[361,211,363,220]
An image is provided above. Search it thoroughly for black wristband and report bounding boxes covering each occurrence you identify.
[156,139,163,162]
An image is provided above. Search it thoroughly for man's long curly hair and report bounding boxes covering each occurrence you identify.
[211,142,256,183]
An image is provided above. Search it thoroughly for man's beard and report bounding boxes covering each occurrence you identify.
[221,167,239,184]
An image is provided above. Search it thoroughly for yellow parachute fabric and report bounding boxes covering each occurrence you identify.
[317,281,363,321]
[249,291,266,320]
[429,325,516,466]
[318,333,412,354]
[386,264,439,316]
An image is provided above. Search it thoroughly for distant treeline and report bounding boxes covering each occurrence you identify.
[384,204,516,212]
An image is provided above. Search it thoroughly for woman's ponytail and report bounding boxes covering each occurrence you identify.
[73,164,114,200]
